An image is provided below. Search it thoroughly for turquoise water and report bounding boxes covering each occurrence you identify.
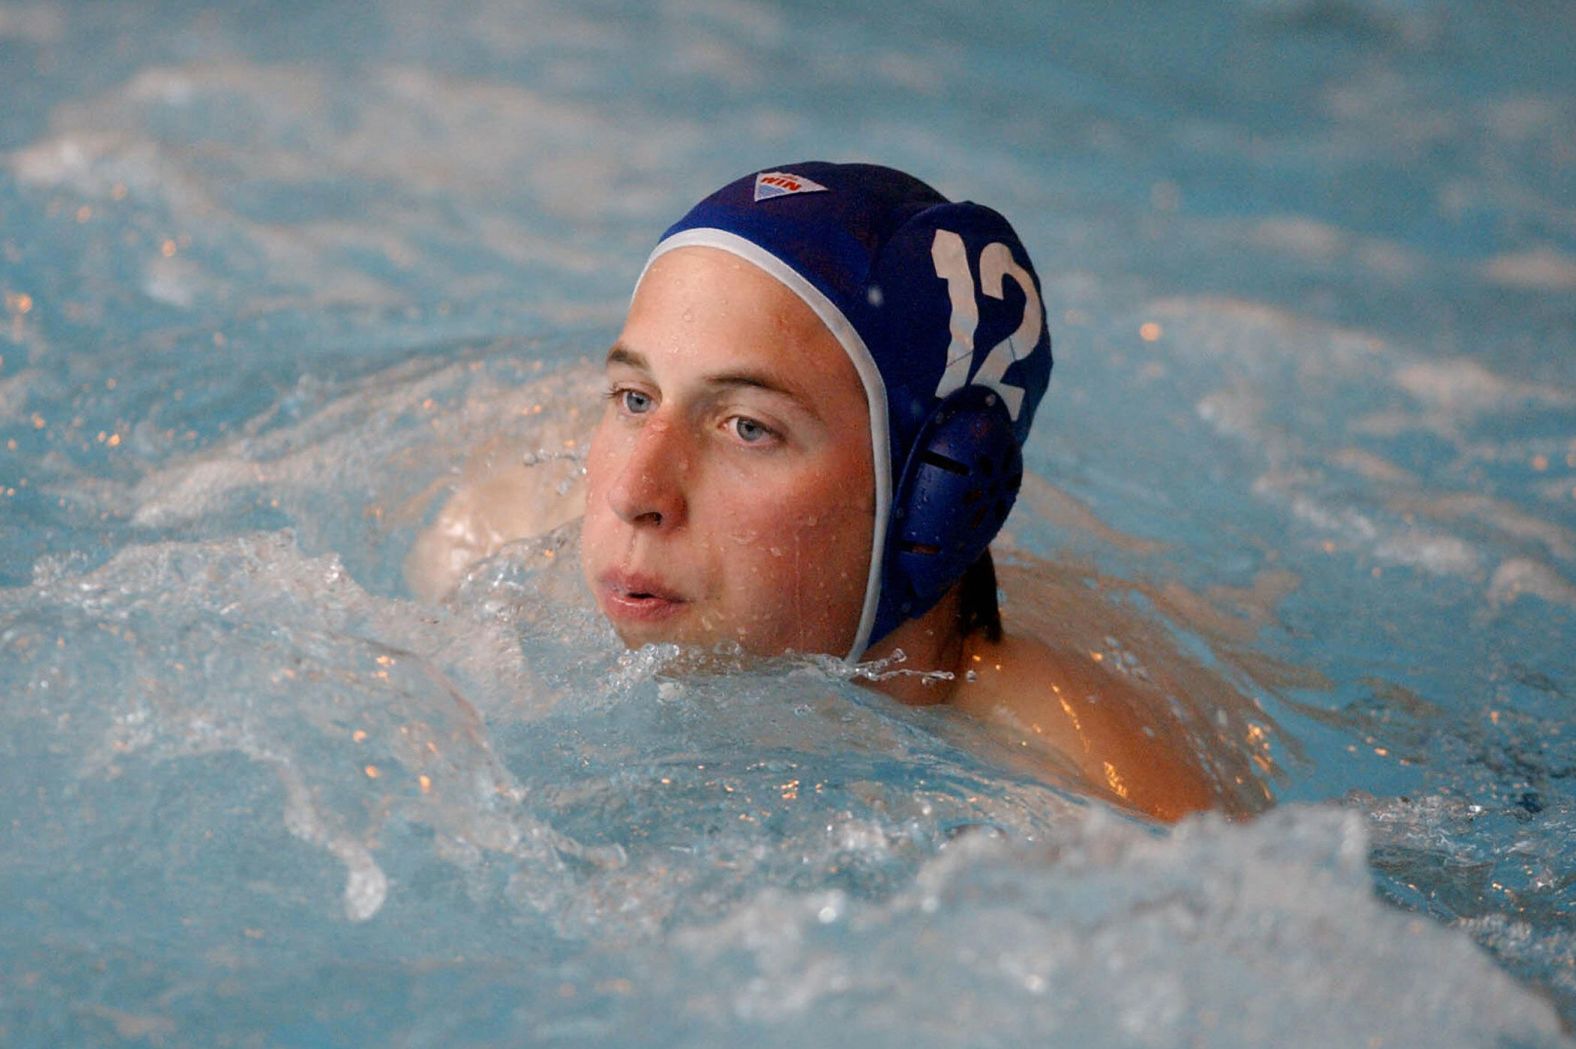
[2,1,1573,1045]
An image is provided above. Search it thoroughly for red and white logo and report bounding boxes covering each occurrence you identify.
[753,171,830,202]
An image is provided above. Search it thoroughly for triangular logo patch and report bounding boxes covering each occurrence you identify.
[753,171,830,202]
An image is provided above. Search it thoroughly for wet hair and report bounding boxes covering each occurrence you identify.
[958,550,1003,643]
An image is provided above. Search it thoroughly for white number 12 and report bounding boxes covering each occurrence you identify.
[929,228,1043,420]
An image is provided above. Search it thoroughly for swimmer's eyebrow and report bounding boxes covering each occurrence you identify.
[605,343,650,373]
[604,343,820,416]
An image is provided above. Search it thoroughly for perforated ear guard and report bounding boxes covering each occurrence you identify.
[871,384,1024,642]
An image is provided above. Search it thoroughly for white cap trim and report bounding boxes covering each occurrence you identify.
[636,228,891,660]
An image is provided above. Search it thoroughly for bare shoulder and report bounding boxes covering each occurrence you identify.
[952,630,1224,821]
[404,445,582,600]
[402,364,600,601]
[943,549,1293,821]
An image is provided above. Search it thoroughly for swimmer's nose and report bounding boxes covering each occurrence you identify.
[605,419,688,529]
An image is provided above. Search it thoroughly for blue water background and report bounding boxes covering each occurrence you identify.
[1,1,1573,1045]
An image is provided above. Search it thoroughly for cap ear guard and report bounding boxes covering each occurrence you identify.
[870,383,1024,643]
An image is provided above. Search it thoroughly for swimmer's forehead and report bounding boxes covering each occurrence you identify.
[603,341,847,421]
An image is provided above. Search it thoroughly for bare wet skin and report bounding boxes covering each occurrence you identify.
[956,558,1288,820]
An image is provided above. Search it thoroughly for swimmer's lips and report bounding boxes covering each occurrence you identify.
[597,571,691,623]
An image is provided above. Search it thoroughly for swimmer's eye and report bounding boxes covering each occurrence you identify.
[608,386,654,416]
[728,416,778,445]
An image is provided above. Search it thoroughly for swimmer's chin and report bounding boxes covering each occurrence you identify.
[605,625,834,677]
[596,596,696,647]
[597,604,713,655]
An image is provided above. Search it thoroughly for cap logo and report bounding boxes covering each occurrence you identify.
[753,171,830,202]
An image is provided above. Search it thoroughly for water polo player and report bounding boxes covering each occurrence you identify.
[582,164,1040,675]
[577,163,1220,819]
[408,162,1234,820]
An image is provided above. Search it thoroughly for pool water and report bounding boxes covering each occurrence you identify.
[2,0,1573,1045]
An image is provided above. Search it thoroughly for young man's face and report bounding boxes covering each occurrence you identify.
[580,246,876,657]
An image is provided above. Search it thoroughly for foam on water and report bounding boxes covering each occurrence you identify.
[0,527,1566,1047]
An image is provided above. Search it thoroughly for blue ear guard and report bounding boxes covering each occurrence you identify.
[876,383,1024,641]
[644,162,1052,658]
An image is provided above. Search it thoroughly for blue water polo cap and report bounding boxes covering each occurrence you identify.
[640,162,1053,659]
